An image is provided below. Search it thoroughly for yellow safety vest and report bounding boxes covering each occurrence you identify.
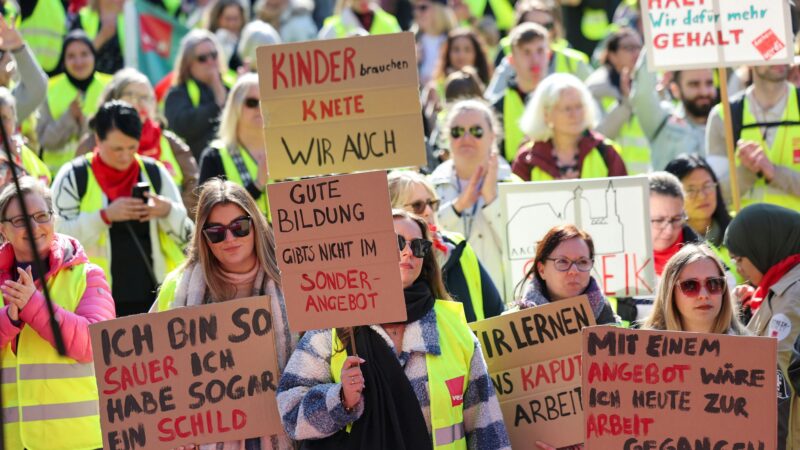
[734,88,800,210]
[528,144,614,181]
[20,145,51,186]
[77,7,125,56]
[43,72,112,174]
[323,9,401,37]
[606,297,630,328]
[79,153,185,286]
[185,74,236,109]
[499,39,589,80]
[154,267,183,312]
[0,263,103,450]
[158,134,184,188]
[581,8,611,42]
[502,88,525,163]
[330,300,474,449]
[464,0,514,31]
[601,96,651,174]
[18,0,67,73]
[212,141,271,220]
[442,232,484,322]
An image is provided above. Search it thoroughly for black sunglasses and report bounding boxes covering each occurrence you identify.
[202,216,252,244]
[196,50,218,63]
[243,97,260,108]
[405,198,440,214]
[450,125,484,139]
[397,235,432,258]
[677,277,726,297]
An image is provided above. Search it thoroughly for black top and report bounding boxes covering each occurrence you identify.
[164,81,222,160]
[70,13,124,74]
[198,146,265,202]
[110,217,155,317]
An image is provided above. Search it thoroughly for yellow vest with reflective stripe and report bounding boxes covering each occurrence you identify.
[159,135,184,188]
[330,301,474,449]
[44,72,112,174]
[1,263,103,450]
[600,96,651,174]
[735,88,800,210]
[79,153,186,285]
[213,141,271,220]
[77,7,125,56]
[442,232,484,322]
[18,0,67,73]
[529,144,612,181]
[464,0,514,31]
[502,88,525,163]
[323,9,401,37]
[581,8,611,41]
[20,145,51,186]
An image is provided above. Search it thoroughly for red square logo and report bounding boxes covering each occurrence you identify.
[445,376,465,407]
[140,14,173,59]
[752,29,785,61]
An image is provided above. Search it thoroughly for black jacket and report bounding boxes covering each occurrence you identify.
[440,235,504,323]
[164,79,222,160]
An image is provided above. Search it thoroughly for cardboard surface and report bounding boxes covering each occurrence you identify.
[498,177,655,303]
[90,296,284,450]
[642,0,794,70]
[582,327,777,450]
[256,33,426,179]
[470,296,596,448]
[268,170,406,331]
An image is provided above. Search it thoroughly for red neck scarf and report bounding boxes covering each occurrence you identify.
[91,148,140,201]
[138,119,163,161]
[749,254,800,312]
[654,234,684,276]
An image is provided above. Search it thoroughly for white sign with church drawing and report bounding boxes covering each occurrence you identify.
[498,177,655,302]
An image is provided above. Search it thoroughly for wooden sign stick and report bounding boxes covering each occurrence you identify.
[718,68,742,212]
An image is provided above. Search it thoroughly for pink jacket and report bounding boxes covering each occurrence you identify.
[0,233,115,363]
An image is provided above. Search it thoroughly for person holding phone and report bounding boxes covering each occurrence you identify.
[52,101,193,316]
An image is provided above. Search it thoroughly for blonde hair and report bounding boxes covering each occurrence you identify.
[387,171,439,222]
[642,244,747,335]
[218,73,259,148]
[412,2,457,36]
[519,72,597,142]
[185,179,281,301]
[100,68,152,104]
[172,29,227,86]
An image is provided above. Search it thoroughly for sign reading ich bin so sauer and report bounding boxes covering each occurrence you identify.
[257,32,426,180]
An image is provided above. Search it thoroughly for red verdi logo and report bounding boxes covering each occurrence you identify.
[445,376,465,407]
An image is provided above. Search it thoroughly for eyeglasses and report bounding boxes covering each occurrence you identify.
[243,97,260,109]
[120,92,155,104]
[617,43,643,52]
[450,125,484,139]
[405,198,440,214]
[2,210,54,228]
[202,216,252,244]
[545,257,593,272]
[684,182,718,199]
[650,214,687,230]
[196,51,219,63]
[540,21,555,30]
[677,276,726,297]
[397,234,432,258]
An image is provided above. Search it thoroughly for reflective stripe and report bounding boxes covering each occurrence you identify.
[1,367,16,382]
[435,422,465,445]
[19,363,95,380]
[3,406,19,423]
[22,399,99,421]
[18,27,63,37]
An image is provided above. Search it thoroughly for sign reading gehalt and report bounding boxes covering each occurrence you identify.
[582,327,777,450]
[257,32,425,179]
[469,296,595,448]
[642,0,794,71]
[90,296,283,450]
[268,170,406,331]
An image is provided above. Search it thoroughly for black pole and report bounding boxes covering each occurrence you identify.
[0,125,66,356]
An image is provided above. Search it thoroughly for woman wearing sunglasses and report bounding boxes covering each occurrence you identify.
[199,74,270,218]
[52,101,192,317]
[0,176,114,450]
[388,170,503,322]
[278,209,510,449]
[430,99,519,297]
[154,179,295,449]
[164,30,231,161]
[511,73,627,182]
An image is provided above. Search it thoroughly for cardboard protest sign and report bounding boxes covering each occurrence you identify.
[268,170,406,331]
[499,177,655,303]
[470,296,596,448]
[642,0,794,70]
[256,33,426,179]
[90,296,283,450]
[582,327,777,450]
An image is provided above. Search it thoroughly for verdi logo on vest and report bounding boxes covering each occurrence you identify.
[445,376,466,407]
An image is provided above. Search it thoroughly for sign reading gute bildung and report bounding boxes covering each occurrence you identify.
[268,170,406,331]
[256,33,426,179]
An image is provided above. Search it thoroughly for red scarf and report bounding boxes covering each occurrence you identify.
[748,254,800,312]
[139,119,163,161]
[92,148,140,201]
[654,235,684,276]
[427,224,448,253]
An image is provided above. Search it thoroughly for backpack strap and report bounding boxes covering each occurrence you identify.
[729,90,747,144]
[141,157,162,194]
[73,156,163,201]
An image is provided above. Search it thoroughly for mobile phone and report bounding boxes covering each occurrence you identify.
[131,182,149,202]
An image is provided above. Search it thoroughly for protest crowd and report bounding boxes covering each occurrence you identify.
[2,0,800,448]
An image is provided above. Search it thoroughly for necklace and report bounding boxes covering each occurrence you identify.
[384,324,404,338]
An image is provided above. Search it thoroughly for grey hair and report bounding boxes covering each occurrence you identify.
[99,68,151,104]
[649,171,685,199]
[218,72,259,148]
[238,20,282,64]
[172,29,227,86]
[0,176,52,220]
[519,72,597,142]
[443,98,502,149]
